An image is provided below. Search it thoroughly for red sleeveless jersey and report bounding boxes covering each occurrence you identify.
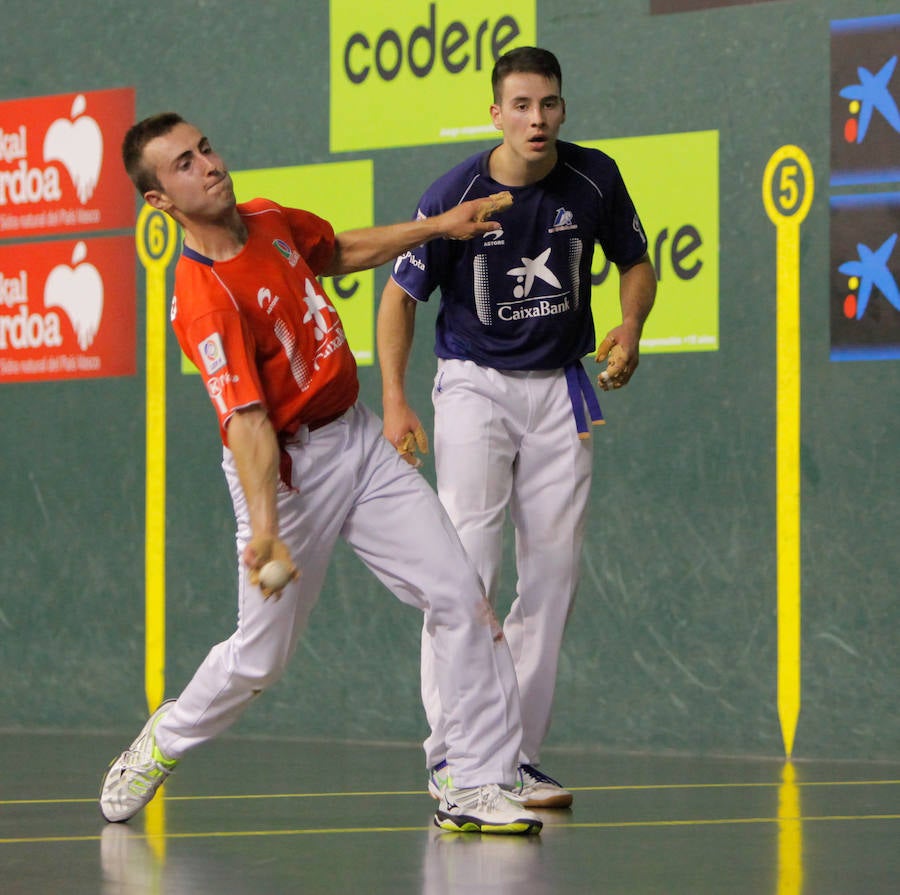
[170,199,359,444]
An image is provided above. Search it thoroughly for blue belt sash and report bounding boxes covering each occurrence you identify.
[564,361,605,439]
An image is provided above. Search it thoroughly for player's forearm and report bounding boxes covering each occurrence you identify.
[226,406,281,540]
[329,220,444,275]
[618,256,657,335]
[377,278,417,406]
[325,196,504,276]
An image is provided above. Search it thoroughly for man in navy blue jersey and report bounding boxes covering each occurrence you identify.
[377,46,657,809]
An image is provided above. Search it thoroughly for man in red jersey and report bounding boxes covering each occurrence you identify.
[99,113,542,836]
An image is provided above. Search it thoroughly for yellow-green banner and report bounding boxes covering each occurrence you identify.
[586,130,720,354]
[330,0,536,152]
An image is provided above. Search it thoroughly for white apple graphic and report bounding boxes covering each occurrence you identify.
[44,241,104,350]
[43,95,103,204]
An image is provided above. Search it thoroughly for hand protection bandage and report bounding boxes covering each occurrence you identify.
[595,336,631,390]
[396,426,429,468]
[474,191,513,222]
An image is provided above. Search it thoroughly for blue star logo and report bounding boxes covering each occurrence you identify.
[506,248,561,299]
[839,55,900,143]
[838,233,900,319]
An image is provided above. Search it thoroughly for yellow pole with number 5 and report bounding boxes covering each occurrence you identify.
[136,203,179,715]
[762,146,814,758]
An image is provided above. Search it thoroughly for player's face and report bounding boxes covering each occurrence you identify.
[490,72,566,166]
[142,122,236,219]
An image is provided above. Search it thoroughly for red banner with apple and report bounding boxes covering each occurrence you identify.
[0,236,136,381]
[0,87,135,239]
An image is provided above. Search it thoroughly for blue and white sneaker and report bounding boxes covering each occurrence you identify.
[435,784,543,835]
[428,759,451,798]
[516,763,573,809]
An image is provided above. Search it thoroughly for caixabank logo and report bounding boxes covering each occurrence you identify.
[831,14,900,185]
[0,88,135,238]
[0,236,136,382]
[830,193,900,361]
[330,1,535,152]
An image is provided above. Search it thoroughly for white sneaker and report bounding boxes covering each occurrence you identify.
[434,784,543,835]
[516,763,573,809]
[100,700,178,823]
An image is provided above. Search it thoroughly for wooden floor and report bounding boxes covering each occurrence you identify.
[2,731,898,894]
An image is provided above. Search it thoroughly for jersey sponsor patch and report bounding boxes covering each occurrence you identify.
[198,332,227,374]
[272,238,301,267]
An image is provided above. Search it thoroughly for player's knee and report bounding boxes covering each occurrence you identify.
[426,583,497,636]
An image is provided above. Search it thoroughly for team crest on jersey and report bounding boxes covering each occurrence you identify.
[549,207,578,233]
[272,238,300,267]
[198,332,227,374]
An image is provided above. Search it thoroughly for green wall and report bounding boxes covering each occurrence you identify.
[1,0,897,762]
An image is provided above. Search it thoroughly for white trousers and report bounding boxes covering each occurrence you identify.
[422,360,593,767]
[154,402,521,788]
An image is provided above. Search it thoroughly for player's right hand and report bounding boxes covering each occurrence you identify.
[595,333,638,391]
[383,400,429,467]
[395,425,429,468]
[243,535,299,600]
[438,192,513,240]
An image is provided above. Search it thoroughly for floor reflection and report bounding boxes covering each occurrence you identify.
[777,761,803,895]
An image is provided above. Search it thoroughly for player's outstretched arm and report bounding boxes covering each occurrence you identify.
[226,406,298,597]
[324,193,512,276]
[377,278,428,467]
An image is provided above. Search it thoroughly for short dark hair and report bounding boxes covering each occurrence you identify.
[491,47,562,102]
[121,112,185,194]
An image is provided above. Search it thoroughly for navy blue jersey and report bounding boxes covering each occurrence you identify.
[391,140,648,370]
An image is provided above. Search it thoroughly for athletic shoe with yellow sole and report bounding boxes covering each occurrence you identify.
[434,783,543,835]
[100,699,178,823]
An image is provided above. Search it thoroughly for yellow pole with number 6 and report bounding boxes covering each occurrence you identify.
[136,203,179,715]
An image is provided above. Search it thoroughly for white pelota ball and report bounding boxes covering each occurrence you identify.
[258,559,293,591]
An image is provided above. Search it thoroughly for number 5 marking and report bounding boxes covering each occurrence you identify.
[762,146,814,759]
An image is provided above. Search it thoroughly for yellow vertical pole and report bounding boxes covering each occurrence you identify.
[135,204,179,714]
[777,761,804,895]
[762,146,814,758]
